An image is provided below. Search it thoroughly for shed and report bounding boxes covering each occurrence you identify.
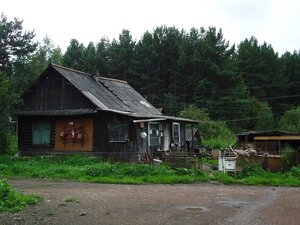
[237,130,300,153]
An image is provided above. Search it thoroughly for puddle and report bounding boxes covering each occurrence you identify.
[184,207,204,212]
[178,206,209,212]
[217,198,249,208]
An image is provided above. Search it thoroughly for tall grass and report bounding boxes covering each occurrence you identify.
[0,155,299,186]
[0,155,209,184]
[0,179,41,212]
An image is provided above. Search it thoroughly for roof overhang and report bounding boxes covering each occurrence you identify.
[132,116,197,123]
[133,118,167,123]
[17,109,98,116]
[254,135,300,141]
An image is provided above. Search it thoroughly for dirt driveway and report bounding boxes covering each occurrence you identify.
[1,179,299,225]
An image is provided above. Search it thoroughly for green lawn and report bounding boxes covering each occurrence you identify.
[0,154,299,186]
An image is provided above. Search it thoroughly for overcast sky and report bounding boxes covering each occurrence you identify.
[1,0,300,55]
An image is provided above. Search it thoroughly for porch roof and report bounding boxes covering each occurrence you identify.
[132,115,198,123]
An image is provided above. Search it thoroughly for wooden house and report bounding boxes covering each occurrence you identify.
[17,64,197,161]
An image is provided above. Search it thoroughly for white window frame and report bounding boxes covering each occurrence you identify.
[172,122,180,144]
[148,122,161,146]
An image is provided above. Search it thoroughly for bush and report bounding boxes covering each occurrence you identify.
[289,166,300,177]
[178,105,236,148]
[0,179,41,212]
[83,164,120,177]
[282,146,297,171]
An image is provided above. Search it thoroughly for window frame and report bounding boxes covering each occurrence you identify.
[108,121,129,143]
[148,122,161,147]
[32,120,51,146]
[172,122,180,144]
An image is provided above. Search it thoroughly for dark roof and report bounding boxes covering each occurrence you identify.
[238,130,300,136]
[18,109,97,116]
[51,64,162,117]
[19,64,197,123]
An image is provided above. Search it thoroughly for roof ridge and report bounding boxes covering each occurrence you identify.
[50,64,128,84]
[99,76,128,84]
[50,63,92,76]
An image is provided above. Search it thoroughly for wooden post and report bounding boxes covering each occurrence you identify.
[191,123,194,154]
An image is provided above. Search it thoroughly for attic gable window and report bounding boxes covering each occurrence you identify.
[109,121,128,142]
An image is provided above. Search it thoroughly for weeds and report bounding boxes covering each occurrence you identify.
[0,179,41,212]
[0,154,299,186]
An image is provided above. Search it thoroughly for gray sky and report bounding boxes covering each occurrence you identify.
[1,0,300,55]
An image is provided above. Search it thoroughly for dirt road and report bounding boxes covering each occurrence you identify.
[1,179,299,225]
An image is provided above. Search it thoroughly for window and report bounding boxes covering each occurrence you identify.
[32,121,50,145]
[148,122,160,146]
[172,123,180,144]
[109,122,128,142]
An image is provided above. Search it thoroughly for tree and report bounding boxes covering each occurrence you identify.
[0,72,16,152]
[0,13,37,77]
[250,100,274,130]
[11,36,63,96]
[107,29,135,81]
[94,38,110,76]
[178,105,235,148]
[83,41,97,74]
[62,39,85,70]
[281,51,300,107]
[190,27,251,130]
[277,107,300,132]
[0,14,37,153]
[236,37,287,111]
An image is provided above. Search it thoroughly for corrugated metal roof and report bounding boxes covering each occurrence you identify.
[20,64,195,123]
[51,64,162,117]
[238,130,300,136]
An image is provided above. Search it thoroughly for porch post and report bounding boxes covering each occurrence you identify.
[191,123,194,153]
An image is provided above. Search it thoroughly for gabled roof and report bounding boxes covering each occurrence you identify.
[19,64,197,123]
[51,64,162,117]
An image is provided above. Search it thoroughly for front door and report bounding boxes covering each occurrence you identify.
[163,124,170,151]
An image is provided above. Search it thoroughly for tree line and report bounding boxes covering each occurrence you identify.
[1,13,300,151]
[61,26,300,132]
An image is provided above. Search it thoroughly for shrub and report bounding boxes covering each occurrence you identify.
[83,164,120,177]
[282,145,297,171]
[178,105,236,149]
[0,179,41,212]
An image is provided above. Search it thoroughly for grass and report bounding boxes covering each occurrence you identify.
[0,154,209,185]
[213,164,300,186]
[0,178,41,212]
[0,154,299,187]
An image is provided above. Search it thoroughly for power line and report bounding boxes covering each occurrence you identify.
[159,81,300,95]
[223,113,284,122]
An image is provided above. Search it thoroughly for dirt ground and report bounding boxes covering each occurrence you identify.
[1,179,299,225]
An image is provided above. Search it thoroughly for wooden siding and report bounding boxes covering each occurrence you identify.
[55,119,93,152]
[93,112,138,161]
[22,68,95,112]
